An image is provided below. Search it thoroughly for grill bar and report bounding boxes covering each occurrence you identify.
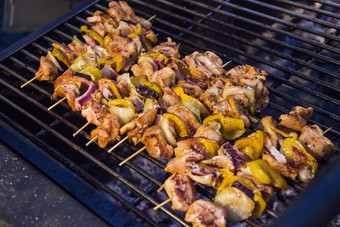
[279,0,340,18]
[235,0,340,29]
[179,0,340,54]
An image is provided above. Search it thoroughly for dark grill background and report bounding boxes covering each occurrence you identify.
[0,0,339,226]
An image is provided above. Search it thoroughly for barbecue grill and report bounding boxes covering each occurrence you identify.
[0,0,339,226]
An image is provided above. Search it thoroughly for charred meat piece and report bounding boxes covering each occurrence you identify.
[177,80,203,99]
[90,113,121,148]
[81,99,109,126]
[165,138,209,174]
[186,163,222,189]
[148,67,176,88]
[167,105,201,135]
[226,65,269,113]
[183,51,224,87]
[185,199,227,227]
[218,142,247,172]
[131,56,156,77]
[194,124,223,144]
[164,174,196,212]
[201,156,235,172]
[141,125,174,160]
[279,106,313,132]
[299,124,335,160]
[262,152,298,180]
[119,109,157,145]
[35,56,58,81]
[150,38,180,58]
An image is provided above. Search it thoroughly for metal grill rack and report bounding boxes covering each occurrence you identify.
[0,0,339,226]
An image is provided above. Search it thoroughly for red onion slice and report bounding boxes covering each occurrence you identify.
[75,82,96,111]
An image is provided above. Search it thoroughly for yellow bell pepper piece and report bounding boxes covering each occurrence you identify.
[216,169,236,194]
[51,48,70,67]
[282,138,318,182]
[128,24,142,39]
[97,55,124,73]
[247,160,287,189]
[93,10,103,16]
[203,114,245,140]
[173,87,210,116]
[78,65,102,83]
[262,116,298,141]
[197,138,220,156]
[141,81,163,100]
[108,98,135,110]
[99,78,122,99]
[80,25,104,45]
[234,131,264,160]
[163,113,188,137]
[103,36,112,49]
[237,177,266,219]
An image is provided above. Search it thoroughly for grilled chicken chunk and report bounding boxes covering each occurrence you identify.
[186,163,222,189]
[167,105,201,135]
[150,38,180,58]
[81,100,108,126]
[165,138,209,174]
[185,199,227,227]
[279,106,313,132]
[177,80,203,99]
[194,124,223,144]
[226,65,269,113]
[35,56,59,81]
[141,125,174,160]
[90,113,121,148]
[148,67,176,88]
[164,174,196,212]
[218,142,247,172]
[201,156,235,172]
[262,153,298,180]
[299,124,335,160]
[183,51,224,86]
[119,109,157,145]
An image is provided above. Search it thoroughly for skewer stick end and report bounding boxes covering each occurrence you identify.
[118,146,146,166]
[21,77,36,88]
[47,97,67,111]
[324,127,332,134]
[148,14,157,21]
[222,60,232,68]
[86,135,98,146]
[153,198,171,211]
[73,121,91,137]
[108,136,129,153]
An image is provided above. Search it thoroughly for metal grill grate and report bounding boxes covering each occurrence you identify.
[0,0,339,226]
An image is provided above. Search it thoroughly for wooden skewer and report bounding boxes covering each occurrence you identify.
[157,174,175,193]
[324,127,332,134]
[86,135,98,146]
[21,77,36,88]
[153,198,171,211]
[73,121,91,137]
[119,146,146,166]
[108,136,129,153]
[157,183,165,193]
[148,14,157,21]
[222,60,232,68]
[47,97,67,111]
